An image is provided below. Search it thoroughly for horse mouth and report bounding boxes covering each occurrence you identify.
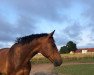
[48,57,62,67]
[54,60,62,67]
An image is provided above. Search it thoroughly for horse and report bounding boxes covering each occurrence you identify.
[0,30,62,75]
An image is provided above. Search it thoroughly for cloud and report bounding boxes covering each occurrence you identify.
[15,14,36,35]
[81,0,94,22]
[55,20,94,48]
[0,15,15,42]
[78,0,94,48]
[0,12,36,45]
[0,0,94,49]
[63,22,82,39]
[75,25,94,48]
[0,0,74,48]
[4,0,74,22]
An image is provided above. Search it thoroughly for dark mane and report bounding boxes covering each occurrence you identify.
[15,33,48,45]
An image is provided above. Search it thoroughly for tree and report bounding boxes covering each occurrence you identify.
[60,41,77,54]
[66,41,77,52]
[60,46,69,54]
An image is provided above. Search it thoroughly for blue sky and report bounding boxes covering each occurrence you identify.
[0,0,94,49]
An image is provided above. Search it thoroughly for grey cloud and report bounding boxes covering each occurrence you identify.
[63,22,82,39]
[5,0,73,22]
[0,14,36,43]
[1,0,94,48]
[55,35,69,46]
[0,15,15,42]
[54,21,83,47]
[81,0,94,21]
[81,0,94,43]
[80,43,94,48]
[15,14,35,35]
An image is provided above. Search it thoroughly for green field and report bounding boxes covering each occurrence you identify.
[32,53,94,75]
[32,53,94,64]
[54,64,94,75]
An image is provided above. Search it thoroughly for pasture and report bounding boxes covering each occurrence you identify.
[31,53,94,75]
[54,64,94,75]
[32,52,94,64]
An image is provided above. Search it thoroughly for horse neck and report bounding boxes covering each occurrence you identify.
[9,42,40,66]
[21,44,40,64]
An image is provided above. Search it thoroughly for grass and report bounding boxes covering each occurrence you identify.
[54,64,94,75]
[31,54,50,64]
[31,53,94,75]
[62,53,94,63]
[31,53,94,64]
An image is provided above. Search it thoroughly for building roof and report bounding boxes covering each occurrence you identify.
[76,48,94,53]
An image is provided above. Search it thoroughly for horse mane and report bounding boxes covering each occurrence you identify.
[0,48,10,52]
[15,33,48,45]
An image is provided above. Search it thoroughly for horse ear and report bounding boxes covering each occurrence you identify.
[48,30,55,37]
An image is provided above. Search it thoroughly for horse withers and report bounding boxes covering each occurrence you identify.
[0,30,62,75]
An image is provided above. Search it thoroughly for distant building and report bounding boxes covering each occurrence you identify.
[76,48,94,53]
[70,51,74,54]
[82,50,87,54]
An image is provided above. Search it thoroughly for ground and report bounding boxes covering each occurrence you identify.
[30,63,94,75]
[30,63,59,75]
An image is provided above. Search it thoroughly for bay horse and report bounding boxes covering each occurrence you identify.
[0,30,62,75]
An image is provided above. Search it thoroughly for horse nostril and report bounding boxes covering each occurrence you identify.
[54,60,59,67]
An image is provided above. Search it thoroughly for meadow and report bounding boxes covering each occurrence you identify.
[32,52,94,64]
[32,52,94,75]
[54,64,94,75]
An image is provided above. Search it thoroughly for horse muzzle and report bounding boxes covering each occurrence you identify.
[54,60,62,67]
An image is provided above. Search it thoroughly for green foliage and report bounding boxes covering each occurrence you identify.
[60,41,77,54]
[60,46,69,54]
[66,41,77,52]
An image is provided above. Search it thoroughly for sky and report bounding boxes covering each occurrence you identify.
[0,0,94,49]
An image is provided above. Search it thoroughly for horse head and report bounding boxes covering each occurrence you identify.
[39,30,62,66]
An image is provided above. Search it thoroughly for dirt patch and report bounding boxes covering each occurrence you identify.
[30,63,57,75]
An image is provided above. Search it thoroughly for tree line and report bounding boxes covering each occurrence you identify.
[59,41,77,54]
